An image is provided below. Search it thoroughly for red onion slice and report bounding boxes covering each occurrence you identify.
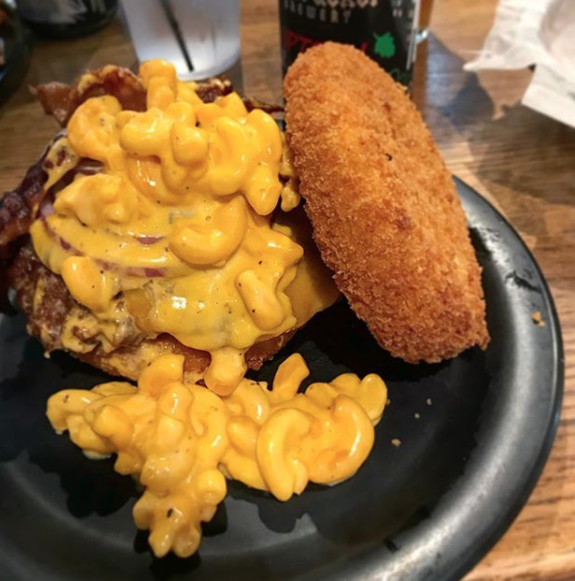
[40,217,168,279]
[135,234,164,245]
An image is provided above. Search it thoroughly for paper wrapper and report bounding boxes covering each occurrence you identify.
[464,0,575,128]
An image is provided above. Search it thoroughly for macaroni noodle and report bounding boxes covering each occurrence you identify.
[30,59,338,394]
[47,353,387,558]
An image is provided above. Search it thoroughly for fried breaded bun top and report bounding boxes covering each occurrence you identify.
[284,42,489,363]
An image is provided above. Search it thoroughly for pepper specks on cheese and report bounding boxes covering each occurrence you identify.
[47,352,388,558]
[38,60,390,562]
[30,59,338,394]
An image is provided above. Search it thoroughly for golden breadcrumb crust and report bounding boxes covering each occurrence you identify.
[284,42,489,363]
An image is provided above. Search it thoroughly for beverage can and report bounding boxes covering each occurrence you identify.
[279,0,420,86]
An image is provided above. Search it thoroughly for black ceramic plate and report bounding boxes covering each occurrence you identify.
[0,179,563,581]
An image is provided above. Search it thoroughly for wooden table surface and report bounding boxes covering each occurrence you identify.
[1,0,574,579]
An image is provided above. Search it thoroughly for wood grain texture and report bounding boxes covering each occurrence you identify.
[0,0,573,579]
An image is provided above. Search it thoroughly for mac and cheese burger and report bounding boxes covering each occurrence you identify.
[1,60,338,396]
[0,58,389,557]
[0,45,488,558]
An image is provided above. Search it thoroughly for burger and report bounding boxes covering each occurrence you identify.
[0,43,488,396]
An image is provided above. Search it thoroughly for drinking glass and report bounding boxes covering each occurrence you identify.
[121,0,240,81]
[415,0,434,43]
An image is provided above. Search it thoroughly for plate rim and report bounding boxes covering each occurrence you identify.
[448,177,564,580]
[0,178,564,581]
[321,177,564,581]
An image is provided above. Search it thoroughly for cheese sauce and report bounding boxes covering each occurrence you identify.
[30,59,337,394]
[47,352,388,558]
[38,60,390,560]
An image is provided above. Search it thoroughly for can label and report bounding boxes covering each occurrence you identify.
[279,0,419,86]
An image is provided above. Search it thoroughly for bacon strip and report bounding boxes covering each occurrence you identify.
[194,77,233,104]
[243,96,284,115]
[32,66,147,127]
[32,66,241,127]
[0,135,100,261]
[0,145,49,261]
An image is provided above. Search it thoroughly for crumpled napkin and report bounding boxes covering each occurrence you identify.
[464,0,575,128]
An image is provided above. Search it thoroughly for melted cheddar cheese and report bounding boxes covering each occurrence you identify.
[30,60,337,394]
[47,353,388,558]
